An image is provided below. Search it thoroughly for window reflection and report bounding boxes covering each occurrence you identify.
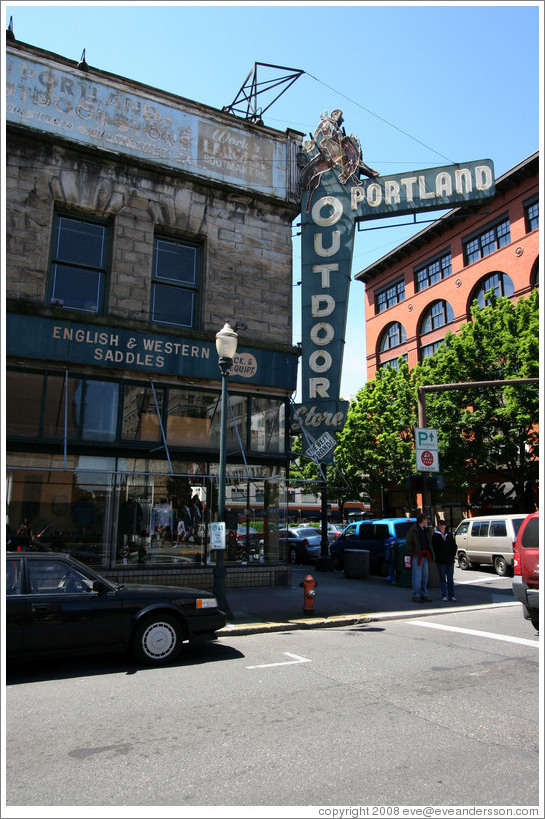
[166,388,219,447]
[250,397,284,453]
[122,386,162,442]
[74,380,119,442]
[5,371,43,436]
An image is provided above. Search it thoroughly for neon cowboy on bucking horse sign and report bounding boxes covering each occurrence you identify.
[298,109,379,213]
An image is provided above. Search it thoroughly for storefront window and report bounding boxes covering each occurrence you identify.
[250,397,285,453]
[73,379,119,442]
[121,385,163,442]
[5,371,43,437]
[166,388,219,448]
[43,374,79,439]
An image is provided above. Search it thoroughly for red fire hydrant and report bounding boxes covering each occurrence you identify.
[300,573,318,613]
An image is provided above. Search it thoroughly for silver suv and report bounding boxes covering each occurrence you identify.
[454,514,526,576]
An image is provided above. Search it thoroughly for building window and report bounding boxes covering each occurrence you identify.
[472,272,514,308]
[463,218,511,265]
[419,300,454,335]
[415,252,451,292]
[151,237,199,327]
[121,386,163,442]
[379,354,408,371]
[378,322,407,352]
[375,278,405,313]
[73,379,119,442]
[420,340,444,361]
[48,215,109,312]
[531,260,539,289]
[525,198,539,233]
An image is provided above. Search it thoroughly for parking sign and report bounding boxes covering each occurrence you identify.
[415,427,439,472]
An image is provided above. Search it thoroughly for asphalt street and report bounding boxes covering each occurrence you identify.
[4,603,540,811]
[4,561,541,813]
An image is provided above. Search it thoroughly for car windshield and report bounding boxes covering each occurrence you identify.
[296,528,319,537]
[394,521,413,539]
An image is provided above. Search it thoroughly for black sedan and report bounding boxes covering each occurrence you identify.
[5,551,226,665]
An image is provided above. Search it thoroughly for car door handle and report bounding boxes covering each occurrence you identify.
[31,603,50,613]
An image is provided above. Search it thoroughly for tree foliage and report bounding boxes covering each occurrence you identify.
[414,290,539,510]
[335,361,418,505]
[333,290,539,513]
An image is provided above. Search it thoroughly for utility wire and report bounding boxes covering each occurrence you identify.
[304,72,457,166]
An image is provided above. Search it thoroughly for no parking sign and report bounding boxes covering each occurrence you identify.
[415,428,439,472]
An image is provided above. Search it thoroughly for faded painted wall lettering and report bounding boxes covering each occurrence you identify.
[6,51,287,197]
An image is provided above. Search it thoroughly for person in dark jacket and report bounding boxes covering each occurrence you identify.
[406,513,434,603]
[432,520,457,602]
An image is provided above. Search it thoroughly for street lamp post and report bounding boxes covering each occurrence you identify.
[213,321,238,619]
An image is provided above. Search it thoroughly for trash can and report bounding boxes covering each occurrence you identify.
[344,549,370,579]
[392,542,412,587]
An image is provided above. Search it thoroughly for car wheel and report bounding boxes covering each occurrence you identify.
[289,547,298,565]
[493,556,508,577]
[132,613,183,665]
[530,612,539,631]
[457,552,472,570]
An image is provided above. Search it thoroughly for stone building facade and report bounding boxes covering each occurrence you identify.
[5,38,304,588]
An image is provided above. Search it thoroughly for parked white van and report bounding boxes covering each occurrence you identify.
[454,514,527,576]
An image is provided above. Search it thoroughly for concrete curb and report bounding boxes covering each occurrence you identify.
[218,601,519,637]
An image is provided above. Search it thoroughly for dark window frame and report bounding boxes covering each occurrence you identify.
[524,196,539,233]
[463,215,511,265]
[414,250,452,292]
[472,272,515,308]
[375,277,405,314]
[150,235,201,329]
[6,368,289,458]
[378,322,407,353]
[47,212,110,314]
[419,300,454,335]
[378,354,408,371]
[420,340,444,361]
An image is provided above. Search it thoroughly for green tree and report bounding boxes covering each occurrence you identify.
[414,290,539,511]
[335,361,418,509]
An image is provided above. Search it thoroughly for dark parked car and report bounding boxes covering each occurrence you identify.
[512,511,539,631]
[279,527,322,565]
[5,551,226,665]
[329,517,416,575]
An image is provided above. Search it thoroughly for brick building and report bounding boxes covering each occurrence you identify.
[5,38,304,587]
[356,152,538,378]
[354,152,539,521]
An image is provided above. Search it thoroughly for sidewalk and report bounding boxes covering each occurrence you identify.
[219,564,518,636]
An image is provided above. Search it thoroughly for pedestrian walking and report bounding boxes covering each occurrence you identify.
[432,520,457,602]
[406,513,434,602]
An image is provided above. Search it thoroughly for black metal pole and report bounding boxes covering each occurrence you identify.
[321,477,329,557]
[213,360,233,619]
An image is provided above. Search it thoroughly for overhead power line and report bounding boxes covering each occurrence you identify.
[304,72,457,166]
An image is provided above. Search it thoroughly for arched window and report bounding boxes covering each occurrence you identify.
[419,300,454,335]
[531,259,539,289]
[472,272,514,308]
[378,322,406,353]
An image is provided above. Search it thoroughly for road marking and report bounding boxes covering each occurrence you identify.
[457,577,504,585]
[246,652,312,669]
[409,620,539,647]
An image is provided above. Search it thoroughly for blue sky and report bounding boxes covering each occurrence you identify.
[3,1,542,399]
